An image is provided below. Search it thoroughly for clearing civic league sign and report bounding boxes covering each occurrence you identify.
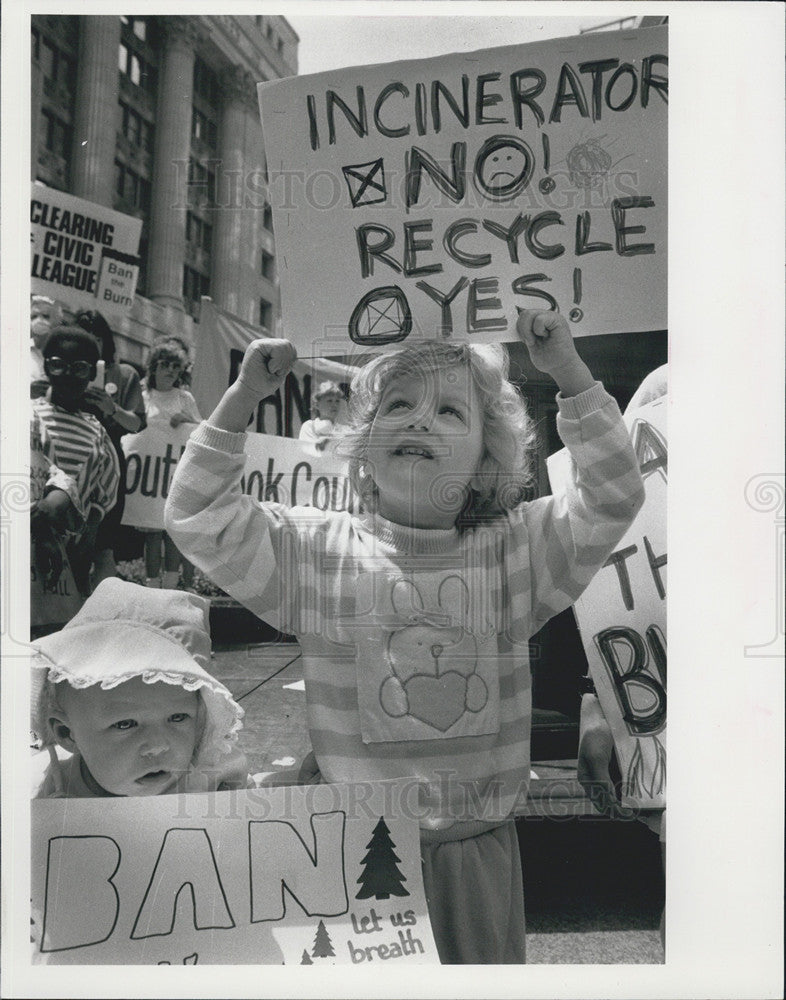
[31,780,439,964]
[31,183,142,319]
[548,396,666,809]
[257,26,667,355]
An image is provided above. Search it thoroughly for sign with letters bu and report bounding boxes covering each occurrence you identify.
[257,26,667,355]
[31,184,141,319]
[31,780,439,965]
[548,397,666,809]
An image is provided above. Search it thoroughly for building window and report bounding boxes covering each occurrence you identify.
[118,41,156,92]
[263,204,273,231]
[186,211,212,253]
[41,109,71,159]
[120,101,153,151]
[260,251,275,281]
[188,157,217,207]
[38,35,75,92]
[193,56,219,106]
[259,298,273,330]
[183,266,210,316]
[115,161,151,213]
[191,107,218,149]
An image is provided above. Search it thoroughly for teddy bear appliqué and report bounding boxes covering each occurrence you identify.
[379,577,488,733]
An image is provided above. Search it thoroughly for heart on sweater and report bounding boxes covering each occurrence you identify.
[405,672,467,732]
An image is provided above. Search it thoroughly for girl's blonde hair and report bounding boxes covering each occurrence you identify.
[342,340,537,525]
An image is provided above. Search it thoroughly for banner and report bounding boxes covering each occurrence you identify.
[258,26,667,356]
[547,396,666,809]
[31,780,439,965]
[243,432,357,512]
[31,184,142,319]
[193,299,358,437]
[122,424,357,529]
[121,423,196,530]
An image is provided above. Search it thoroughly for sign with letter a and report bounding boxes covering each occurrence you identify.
[548,397,666,809]
[31,780,439,965]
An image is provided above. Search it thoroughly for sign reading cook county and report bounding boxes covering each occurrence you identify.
[257,27,667,355]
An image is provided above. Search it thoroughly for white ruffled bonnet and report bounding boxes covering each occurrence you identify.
[31,578,243,766]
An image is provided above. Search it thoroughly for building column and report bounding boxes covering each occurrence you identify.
[70,16,121,205]
[211,66,258,316]
[147,17,199,311]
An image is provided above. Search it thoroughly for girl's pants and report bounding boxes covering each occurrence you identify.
[421,819,526,964]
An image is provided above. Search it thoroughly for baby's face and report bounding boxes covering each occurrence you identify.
[366,363,484,529]
[58,677,199,796]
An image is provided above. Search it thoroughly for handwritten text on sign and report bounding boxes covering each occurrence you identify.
[122,426,356,529]
[31,781,439,965]
[31,184,142,319]
[548,397,666,808]
[257,27,667,354]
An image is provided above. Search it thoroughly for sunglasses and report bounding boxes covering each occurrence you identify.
[44,357,94,378]
[156,359,183,371]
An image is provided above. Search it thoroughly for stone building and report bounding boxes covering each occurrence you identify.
[31,13,298,364]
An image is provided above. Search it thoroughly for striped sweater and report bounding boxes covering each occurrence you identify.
[31,398,119,524]
[166,381,644,833]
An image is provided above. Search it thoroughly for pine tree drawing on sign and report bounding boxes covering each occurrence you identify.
[311,919,335,958]
[355,816,409,900]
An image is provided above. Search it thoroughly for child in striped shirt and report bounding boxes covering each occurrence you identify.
[31,327,119,597]
[166,310,645,964]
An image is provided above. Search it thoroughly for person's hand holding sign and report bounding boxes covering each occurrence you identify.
[516,309,594,398]
[211,338,298,433]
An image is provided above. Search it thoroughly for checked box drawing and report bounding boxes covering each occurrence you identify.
[342,158,387,207]
[349,286,412,344]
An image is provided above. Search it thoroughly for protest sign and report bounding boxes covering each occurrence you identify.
[547,396,666,809]
[258,26,667,356]
[242,432,357,512]
[192,299,358,437]
[121,423,195,530]
[122,424,356,529]
[31,780,439,965]
[31,183,142,319]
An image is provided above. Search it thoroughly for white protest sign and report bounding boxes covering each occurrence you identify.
[121,423,196,530]
[122,425,357,529]
[192,299,357,437]
[547,397,666,809]
[258,26,667,356]
[242,432,357,513]
[31,183,142,319]
[31,781,439,965]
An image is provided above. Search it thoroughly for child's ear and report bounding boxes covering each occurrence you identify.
[48,715,76,753]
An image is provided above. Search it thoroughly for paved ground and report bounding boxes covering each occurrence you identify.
[212,642,665,965]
